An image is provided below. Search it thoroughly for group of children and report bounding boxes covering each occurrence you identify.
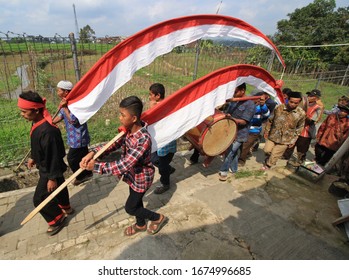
[17,82,172,236]
[17,80,349,237]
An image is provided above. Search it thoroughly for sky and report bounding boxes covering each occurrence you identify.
[0,0,348,38]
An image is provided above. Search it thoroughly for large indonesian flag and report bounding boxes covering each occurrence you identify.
[65,14,285,124]
[142,64,283,152]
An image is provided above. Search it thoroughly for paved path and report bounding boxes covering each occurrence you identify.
[0,150,348,260]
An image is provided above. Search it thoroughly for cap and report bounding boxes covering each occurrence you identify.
[57,80,73,90]
[338,105,349,113]
[307,89,321,97]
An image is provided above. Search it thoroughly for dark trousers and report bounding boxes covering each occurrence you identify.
[151,152,175,186]
[158,153,174,186]
[125,187,160,227]
[33,175,70,225]
[284,136,312,161]
[67,146,92,180]
[315,143,335,166]
[239,133,260,163]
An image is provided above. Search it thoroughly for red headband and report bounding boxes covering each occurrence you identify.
[18,97,56,134]
[17,97,46,109]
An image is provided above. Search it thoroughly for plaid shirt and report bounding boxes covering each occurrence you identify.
[92,123,154,193]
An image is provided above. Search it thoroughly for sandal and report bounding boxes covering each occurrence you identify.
[47,215,67,236]
[124,224,147,236]
[147,214,168,235]
[62,207,75,215]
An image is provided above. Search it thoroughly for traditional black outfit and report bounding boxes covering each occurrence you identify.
[30,120,71,226]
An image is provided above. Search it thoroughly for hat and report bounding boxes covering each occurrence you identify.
[57,80,73,90]
[338,105,349,113]
[307,89,321,97]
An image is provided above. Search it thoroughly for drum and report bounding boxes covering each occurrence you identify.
[184,110,237,156]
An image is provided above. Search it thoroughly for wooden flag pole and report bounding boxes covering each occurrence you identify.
[20,131,125,225]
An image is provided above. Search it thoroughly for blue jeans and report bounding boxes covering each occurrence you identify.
[219,141,243,173]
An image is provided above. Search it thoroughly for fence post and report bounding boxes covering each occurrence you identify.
[69,32,81,82]
[192,40,201,81]
[315,72,322,89]
[267,51,275,72]
[341,64,349,86]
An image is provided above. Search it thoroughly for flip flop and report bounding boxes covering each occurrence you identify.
[46,216,67,236]
[147,214,168,235]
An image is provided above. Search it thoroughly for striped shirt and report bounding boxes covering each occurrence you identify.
[92,123,154,193]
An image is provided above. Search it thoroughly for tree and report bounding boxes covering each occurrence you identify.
[79,25,96,43]
[273,0,349,65]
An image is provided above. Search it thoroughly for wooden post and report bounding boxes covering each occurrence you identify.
[20,131,125,225]
[69,32,81,82]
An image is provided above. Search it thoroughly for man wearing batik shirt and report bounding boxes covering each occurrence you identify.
[262,91,306,170]
[53,80,93,186]
[287,90,322,166]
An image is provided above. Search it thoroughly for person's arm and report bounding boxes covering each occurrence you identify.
[93,135,152,176]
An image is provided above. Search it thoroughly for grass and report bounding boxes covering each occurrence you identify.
[0,47,348,166]
[235,170,266,179]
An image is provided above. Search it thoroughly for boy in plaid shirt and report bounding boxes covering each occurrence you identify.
[80,96,168,236]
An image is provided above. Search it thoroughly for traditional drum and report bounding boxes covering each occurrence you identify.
[184,110,237,156]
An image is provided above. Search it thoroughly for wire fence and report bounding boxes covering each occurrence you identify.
[0,32,348,167]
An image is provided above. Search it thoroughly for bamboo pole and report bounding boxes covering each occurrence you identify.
[20,131,125,225]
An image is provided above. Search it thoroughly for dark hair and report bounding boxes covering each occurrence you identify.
[19,90,44,104]
[149,83,165,99]
[282,88,292,96]
[119,96,143,119]
[236,83,246,91]
[19,91,44,113]
[288,91,302,99]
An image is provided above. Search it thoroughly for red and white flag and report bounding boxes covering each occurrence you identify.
[65,14,285,124]
[142,64,283,152]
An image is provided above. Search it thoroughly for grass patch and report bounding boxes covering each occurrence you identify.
[235,169,266,179]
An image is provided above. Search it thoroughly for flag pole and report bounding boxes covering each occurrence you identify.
[20,131,125,225]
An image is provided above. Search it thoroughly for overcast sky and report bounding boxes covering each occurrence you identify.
[0,0,348,38]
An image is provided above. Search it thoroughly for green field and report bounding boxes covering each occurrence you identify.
[0,48,348,167]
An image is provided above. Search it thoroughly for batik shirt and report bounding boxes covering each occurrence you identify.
[92,122,154,193]
[265,104,306,145]
[58,109,90,148]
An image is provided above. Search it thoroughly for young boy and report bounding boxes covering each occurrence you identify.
[80,96,167,236]
[149,83,176,194]
[17,91,73,236]
[53,80,93,186]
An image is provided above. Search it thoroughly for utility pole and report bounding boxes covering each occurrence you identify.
[73,4,79,39]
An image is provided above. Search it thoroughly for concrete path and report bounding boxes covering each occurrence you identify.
[1,150,348,260]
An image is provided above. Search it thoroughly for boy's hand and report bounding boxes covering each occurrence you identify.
[118,126,127,133]
[27,158,35,169]
[85,159,95,171]
[80,151,95,169]
[47,179,57,192]
[59,98,68,108]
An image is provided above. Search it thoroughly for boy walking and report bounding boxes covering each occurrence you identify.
[17,91,73,236]
[80,96,167,236]
[53,80,93,186]
[149,83,176,194]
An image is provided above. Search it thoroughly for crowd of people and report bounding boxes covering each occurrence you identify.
[16,81,349,237]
